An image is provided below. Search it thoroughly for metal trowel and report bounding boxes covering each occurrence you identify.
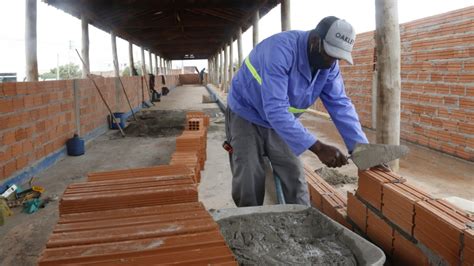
[348,143,409,170]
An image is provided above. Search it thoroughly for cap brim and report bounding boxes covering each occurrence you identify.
[323,39,354,65]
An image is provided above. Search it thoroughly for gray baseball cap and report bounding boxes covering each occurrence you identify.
[317,17,356,65]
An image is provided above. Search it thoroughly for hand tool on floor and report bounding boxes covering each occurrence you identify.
[348,143,409,170]
[75,49,126,137]
[113,59,138,121]
[141,65,155,106]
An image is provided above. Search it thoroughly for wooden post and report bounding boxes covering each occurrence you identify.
[128,42,136,76]
[148,51,153,74]
[220,49,224,89]
[281,0,291,31]
[25,0,38,81]
[237,28,243,68]
[160,57,163,75]
[111,32,119,77]
[252,11,260,48]
[141,47,147,76]
[81,15,90,78]
[223,45,228,92]
[217,52,221,85]
[215,55,219,84]
[375,0,401,171]
[229,38,234,83]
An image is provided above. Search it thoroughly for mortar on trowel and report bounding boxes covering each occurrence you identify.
[348,143,409,170]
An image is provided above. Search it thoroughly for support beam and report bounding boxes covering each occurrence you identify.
[229,38,234,83]
[155,54,158,75]
[81,15,90,78]
[281,0,291,31]
[237,27,243,68]
[159,57,163,75]
[148,51,153,74]
[141,47,147,76]
[111,32,119,77]
[214,53,220,85]
[252,11,260,48]
[375,0,401,171]
[223,45,229,92]
[25,0,38,81]
[128,42,136,76]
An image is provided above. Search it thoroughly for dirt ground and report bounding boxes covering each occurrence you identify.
[1,85,472,265]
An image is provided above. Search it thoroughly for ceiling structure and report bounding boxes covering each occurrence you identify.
[44,0,280,60]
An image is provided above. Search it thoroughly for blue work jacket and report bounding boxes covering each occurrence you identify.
[227,30,368,155]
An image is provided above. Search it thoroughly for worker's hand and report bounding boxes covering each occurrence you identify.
[310,141,348,168]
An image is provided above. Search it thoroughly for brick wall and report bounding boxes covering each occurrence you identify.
[0,74,181,183]
[179,74,201,85]
[311,6,474,161]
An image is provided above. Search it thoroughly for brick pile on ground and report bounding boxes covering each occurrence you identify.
[38,111,236,265]
[305,166,474,265]
[170,111,210,183]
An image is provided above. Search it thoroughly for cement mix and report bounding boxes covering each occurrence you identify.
[217,208,357,265]
[315,167,358,187]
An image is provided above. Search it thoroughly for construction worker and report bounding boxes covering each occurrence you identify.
[225,16,369,207]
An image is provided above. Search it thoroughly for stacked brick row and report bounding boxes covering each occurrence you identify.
[350,169,473,265]
[170,112,210,183]
[304,165,350,228]
[39,164,235,264]
[0,81,76,180]
[305,167,473,265]
[0,75,183,183]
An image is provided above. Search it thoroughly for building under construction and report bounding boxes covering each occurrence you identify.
[0,1,473,265]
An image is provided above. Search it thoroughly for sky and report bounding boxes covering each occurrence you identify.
[0,0,472,81]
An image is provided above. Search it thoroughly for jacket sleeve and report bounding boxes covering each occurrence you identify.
[259,42,317,156]
[319,63,369,152]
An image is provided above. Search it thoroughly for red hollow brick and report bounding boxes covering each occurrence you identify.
[392,230,429,266]
[367,209,394,255]
[414,200,467,265]
[347,192,367,233]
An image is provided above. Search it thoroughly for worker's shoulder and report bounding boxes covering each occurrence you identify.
[265,30,307,44]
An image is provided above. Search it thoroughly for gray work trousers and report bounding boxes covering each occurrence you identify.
[225,107,310,207]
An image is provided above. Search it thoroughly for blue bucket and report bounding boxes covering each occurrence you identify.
[108,112,125,129]
[66,134,85,156]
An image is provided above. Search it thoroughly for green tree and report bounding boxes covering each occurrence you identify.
[122,62,143,76]
[40,63,82,80]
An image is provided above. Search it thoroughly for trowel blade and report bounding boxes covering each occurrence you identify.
[350,143,409,170]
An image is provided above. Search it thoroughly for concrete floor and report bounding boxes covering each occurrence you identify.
[300,114,474,201]
[1,84,472,265]
[0,85,274,265]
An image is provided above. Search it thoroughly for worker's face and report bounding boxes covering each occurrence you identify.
[319,42,337,69]
[309,37,337,70]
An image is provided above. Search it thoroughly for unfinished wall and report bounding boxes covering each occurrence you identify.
[179,74,201,85]
[311,6,474,161]
[306,168,473,265]
[0,74,180,185]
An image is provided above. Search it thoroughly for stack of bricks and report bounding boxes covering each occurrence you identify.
[39,202,236,265]
[347,169,473,265]
[38,164,236,265]
[170,111,210,183]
